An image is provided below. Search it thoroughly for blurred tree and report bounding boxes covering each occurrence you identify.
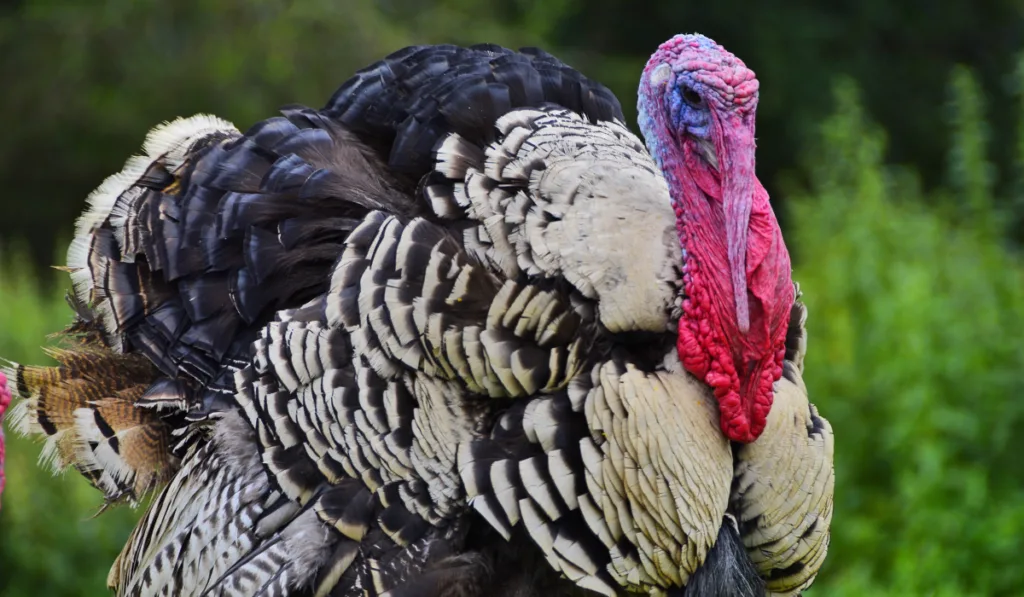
[2,0,1024,270]
[0,0,573,271]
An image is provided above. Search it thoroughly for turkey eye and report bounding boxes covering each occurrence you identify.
[682,86,703,107]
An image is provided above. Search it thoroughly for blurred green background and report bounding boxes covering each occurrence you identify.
[1,1,1023,595]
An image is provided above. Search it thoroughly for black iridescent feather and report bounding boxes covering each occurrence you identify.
[324,44,625,186]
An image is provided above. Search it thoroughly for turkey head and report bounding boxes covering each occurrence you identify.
[637,34,795,443]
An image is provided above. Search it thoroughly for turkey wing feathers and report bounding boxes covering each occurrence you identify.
[67,110,413,394]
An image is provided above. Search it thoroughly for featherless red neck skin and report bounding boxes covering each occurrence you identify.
[637,34,795,443]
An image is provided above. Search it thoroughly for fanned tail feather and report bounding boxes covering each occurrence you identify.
[4,321,176,504]
[66,114,241,354]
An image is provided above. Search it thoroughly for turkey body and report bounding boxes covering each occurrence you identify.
[5,41,833,597]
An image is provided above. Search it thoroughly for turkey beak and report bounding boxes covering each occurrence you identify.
[716,113,756,335]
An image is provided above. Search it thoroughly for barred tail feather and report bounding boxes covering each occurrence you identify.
[3,331,175,504]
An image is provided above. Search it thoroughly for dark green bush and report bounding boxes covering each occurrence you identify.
[796,76,1024,596]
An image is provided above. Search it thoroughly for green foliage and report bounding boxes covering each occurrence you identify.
[0,247,143,597]
[795,79,1024,595]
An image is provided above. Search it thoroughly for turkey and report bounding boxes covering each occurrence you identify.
[5,33,833,597]
[0,371,9,509]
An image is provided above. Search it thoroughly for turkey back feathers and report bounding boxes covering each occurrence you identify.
[323,44,625,186]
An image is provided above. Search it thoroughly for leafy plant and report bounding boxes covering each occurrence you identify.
[796,76,1024,596]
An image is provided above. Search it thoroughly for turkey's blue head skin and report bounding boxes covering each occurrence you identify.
[637,33,795,443]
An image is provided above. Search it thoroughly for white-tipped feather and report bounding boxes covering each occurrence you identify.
[470,495,512,541]
[37,431,70,475]
[63,113,239,355]
[72,408,136,495]
[2,363,26,425]
[5,398,33,437]
[67,155,152,312]
[142,114,239,168]
[1,364,69,475]
[72,155,153,242]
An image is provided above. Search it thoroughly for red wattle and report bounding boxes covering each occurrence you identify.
[677,220,790,443]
